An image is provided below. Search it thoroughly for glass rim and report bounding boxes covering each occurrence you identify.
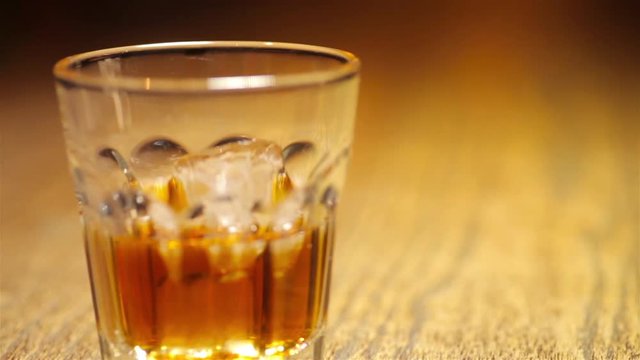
[53,41,361,93]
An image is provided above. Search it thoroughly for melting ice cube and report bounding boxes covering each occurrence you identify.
[207,239,266,279]
[270,232,305,277]
[147,200,178,239]
[270,187,312,233]
[147,199,183,281]
[175,138,284,229]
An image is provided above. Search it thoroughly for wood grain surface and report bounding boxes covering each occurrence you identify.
[1,2,639,359]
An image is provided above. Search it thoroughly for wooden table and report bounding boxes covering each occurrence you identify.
[1,3,639,359]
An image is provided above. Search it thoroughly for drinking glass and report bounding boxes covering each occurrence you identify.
[53,41,360,360]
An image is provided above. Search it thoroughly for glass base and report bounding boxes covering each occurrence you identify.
[98,334,324,360]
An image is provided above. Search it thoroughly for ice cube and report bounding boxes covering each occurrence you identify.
[267,187,312,273]
[158,240,182,282]
[147,200,178,239]
[207,239,266,278]
[282,141,318,187]
[200,198,256,234]
[175,138,284,225]
[144,198,183,281]
[270,187,311,233]
[269,232,305,277]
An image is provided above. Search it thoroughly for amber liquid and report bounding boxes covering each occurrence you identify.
[85,219,334,359]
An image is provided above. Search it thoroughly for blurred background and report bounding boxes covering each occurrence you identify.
[1,1,639,358]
